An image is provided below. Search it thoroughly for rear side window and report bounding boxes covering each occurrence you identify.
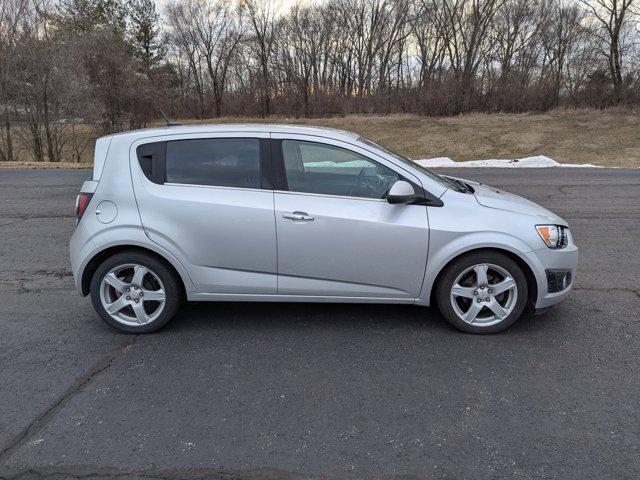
[166,138,260,189]
[137,142,165,184]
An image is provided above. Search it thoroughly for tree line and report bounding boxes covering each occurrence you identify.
[0,0,638,162]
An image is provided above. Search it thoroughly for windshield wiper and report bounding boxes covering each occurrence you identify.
[461,181,475,193]
[444,176,473,193]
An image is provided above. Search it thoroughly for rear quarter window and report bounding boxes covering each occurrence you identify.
[165,138,261,189]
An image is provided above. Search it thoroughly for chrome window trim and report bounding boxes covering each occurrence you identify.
[164,182,269,194]
[274,189,387,203]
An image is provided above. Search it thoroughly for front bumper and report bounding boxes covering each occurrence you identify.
[523,242,578,309]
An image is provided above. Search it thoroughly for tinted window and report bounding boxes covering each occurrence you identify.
[166,138,260,188]
[136,142,165,184]
[282,140,399,199]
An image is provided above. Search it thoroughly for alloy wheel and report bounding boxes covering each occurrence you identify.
[99,263,166,326]
[449,263,518,326]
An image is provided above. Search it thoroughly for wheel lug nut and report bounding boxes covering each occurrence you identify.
[488,289,493,294]
[473,290,478,295]
[126,287,130,292]
[134,286,138,290]
[135,299,139,303]
[139,292,143,297]
[477,298,482,303]
[126,296,131,300]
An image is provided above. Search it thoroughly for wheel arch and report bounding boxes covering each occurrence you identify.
[427,247,538,308]
[80,244,192,297]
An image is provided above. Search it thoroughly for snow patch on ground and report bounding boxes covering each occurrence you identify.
[416,155,601,168]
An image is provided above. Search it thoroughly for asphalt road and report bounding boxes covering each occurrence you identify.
[0,168,639,480]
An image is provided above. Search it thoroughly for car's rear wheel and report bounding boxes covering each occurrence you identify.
[90,252,182,333]
[435,251,528,334]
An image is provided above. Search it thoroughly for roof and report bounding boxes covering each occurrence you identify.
[103,123,361,143]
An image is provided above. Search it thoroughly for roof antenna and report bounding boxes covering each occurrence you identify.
[160,110,181,126]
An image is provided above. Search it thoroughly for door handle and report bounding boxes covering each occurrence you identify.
[283,211,315,222]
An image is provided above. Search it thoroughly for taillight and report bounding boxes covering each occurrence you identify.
[75,193,93,225]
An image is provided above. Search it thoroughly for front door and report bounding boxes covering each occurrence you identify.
[131,133,277,295]
[272,136,429,299]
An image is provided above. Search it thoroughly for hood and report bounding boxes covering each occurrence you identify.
[448,177,567,225]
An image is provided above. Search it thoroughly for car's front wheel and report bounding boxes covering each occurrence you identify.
[435,251,528,334]
[90,252,183,333]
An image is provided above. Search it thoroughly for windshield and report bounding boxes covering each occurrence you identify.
[357,136,462,191]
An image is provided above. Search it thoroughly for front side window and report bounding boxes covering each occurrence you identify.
[282,140,399,199]
[166,138,260,189]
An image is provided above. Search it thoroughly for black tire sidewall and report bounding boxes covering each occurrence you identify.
[436,251,528,334]
[90,252,182,334]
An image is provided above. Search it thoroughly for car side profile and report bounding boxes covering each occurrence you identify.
[70,124,577,334]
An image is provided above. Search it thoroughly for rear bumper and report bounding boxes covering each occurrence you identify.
[69,221,96,295]
[524,243,578,310]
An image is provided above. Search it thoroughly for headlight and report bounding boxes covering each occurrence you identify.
[536,225,569,249]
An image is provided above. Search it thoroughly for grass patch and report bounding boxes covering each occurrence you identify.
[0,161,92,169]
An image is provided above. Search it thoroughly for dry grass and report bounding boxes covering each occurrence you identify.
[3,108,639,168]
[0,161,91,169]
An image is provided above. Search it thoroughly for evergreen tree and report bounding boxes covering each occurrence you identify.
[128,0,165,71]
[56,0,127,35]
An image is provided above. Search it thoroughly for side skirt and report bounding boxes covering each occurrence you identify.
[187,293,423,304]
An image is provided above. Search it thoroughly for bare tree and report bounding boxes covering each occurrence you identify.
[166,2,208,117]
[0,0,29,161]
[167,0,243,117]
[579,0,638,102]
[411,0,446,90]
[241,0,280,116]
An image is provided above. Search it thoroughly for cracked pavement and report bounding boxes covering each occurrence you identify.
[0,168,639,480]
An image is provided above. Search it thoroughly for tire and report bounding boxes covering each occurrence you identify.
[435,250,528,334]
[90,251,183,334]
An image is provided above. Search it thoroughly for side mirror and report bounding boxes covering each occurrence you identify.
[387,180,416,204]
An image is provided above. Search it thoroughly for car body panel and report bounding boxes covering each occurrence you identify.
[92,136,113,181]
[274,190,429,298]
[135,182,278,295]
[471,182,567,224]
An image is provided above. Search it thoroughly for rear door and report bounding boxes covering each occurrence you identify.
[131,132,277,295]
[271,135,429,299]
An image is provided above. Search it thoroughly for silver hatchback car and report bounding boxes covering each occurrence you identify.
[70,124,577,334]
